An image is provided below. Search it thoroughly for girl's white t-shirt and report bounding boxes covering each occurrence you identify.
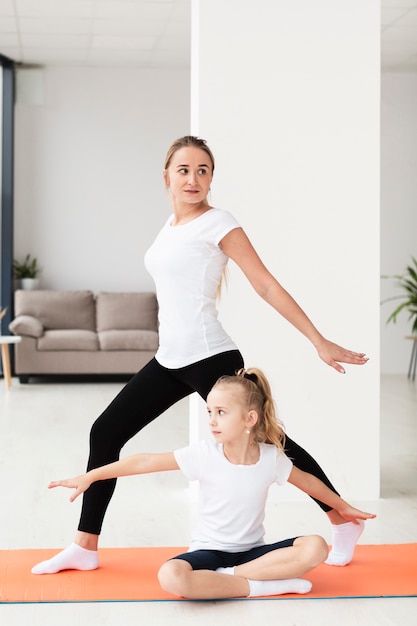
[144,208,240,368]
[174,440,293,552]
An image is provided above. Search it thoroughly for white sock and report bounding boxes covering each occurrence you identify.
[31,543,99,575]
[248,578,312,597]
[325,520,365,566]
[216,566,235,575]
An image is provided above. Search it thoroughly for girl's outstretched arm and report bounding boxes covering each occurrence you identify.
[49,452,179,502]
[287,466,376,523]
[220,227,368,374]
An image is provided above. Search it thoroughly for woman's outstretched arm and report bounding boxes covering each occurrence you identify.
[220,227,368,374]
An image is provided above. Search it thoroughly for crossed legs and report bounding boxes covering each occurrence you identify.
[158,535,328,599]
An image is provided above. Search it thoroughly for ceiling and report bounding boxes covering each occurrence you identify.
[0,0,416,72]
[0,0,191,68]
[382,0,417,70]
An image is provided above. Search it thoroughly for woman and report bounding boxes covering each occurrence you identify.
[44,368,375,598]
[32,136,368,576]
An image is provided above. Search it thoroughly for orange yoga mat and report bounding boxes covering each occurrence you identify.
[0,544,416,603]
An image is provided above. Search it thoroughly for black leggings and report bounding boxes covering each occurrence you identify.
[78,350,338,535]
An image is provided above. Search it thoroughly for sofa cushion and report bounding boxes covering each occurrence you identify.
[37,330,99,351]
[14,290,96,331]
[96,292,158,332]
[98,330,159,351]
[9,315,44,338]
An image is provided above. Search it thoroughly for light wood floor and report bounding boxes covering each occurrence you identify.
[0,374,416,625]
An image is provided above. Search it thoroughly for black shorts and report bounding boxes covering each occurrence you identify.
[172,537,298,570]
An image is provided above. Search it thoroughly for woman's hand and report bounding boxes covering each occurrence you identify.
[315,338,369,374]
[48,474,93,502]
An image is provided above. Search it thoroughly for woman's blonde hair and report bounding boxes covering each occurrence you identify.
[212,368,286,451]
[164,135,215,173]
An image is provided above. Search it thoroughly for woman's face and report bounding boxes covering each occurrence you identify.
[164,146,213,205]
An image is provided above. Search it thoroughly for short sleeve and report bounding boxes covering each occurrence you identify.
[174,440,209,481]
[203,209,240,245]
[275,450,293,485]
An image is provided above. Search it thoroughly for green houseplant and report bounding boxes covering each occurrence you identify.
[13,254,41,290]
[382,256,417,335]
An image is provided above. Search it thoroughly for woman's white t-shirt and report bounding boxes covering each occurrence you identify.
[144,208,240,368]
[174,440,293,552]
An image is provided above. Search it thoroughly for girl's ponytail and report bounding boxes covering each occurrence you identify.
[214,368,286,451]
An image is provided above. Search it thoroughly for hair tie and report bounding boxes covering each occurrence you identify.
[243,371,258,384]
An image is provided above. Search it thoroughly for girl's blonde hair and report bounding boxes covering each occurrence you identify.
[213,368,286,451]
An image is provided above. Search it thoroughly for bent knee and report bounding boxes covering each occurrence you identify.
[295,534,329,567]
[158,559,193,597]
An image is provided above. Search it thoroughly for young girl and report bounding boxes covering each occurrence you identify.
[43,368,376,599]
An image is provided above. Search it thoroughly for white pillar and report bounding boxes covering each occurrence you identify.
[190,0,380,501]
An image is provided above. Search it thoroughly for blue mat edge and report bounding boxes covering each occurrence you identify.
[2,594,417,605]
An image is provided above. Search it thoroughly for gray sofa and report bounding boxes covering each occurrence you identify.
[9,290,159,382]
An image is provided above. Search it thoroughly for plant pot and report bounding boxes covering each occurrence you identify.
[20,278,40,290]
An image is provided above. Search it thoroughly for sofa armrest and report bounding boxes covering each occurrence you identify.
[9,315,44,338]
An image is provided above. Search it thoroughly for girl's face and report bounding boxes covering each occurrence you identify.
[164,146,213,205]
[207,385,256,445]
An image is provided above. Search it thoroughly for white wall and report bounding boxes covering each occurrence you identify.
[14,66,190,292]
[192,0,380,501]
[380,73,417,374]
[12,7,414,500]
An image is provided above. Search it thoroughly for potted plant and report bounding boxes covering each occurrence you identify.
[13,254,41,290]
[382,256,417,335]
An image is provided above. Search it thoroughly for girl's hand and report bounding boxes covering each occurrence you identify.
[337,504,376,524]
[316,338,369,374]
[48,475,93,502]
